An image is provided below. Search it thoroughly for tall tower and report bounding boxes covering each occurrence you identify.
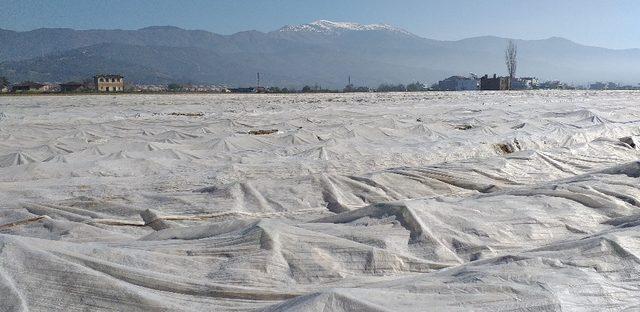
[257,72,261,88]
[348,75,351,85]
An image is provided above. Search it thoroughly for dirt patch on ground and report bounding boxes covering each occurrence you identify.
[620,136,637,149]
[495,139,522,154]
[455,124,474,130]
[249,129,278,135]
[169,112,204,117]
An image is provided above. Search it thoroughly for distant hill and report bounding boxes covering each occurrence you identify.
[1,20,640,87]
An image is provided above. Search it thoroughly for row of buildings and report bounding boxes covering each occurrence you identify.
[435,75,640,91]
[2,75,124,93]
[4,74,637,94]
[1,75,245,94]
[436,75,539,91]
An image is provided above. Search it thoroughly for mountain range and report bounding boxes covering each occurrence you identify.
[1,20,639,88]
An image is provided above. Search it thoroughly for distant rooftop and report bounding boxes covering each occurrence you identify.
[13,81,44,88]
[94,74,123,79]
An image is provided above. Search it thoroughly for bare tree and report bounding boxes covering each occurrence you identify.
[505,40,518,81]
[0,76,8,88]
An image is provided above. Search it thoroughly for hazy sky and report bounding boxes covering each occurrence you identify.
[2,0,639,49]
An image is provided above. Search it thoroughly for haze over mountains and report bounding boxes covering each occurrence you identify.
[1,20,639,87]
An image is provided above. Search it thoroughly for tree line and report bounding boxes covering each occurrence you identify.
[280,81,428,93]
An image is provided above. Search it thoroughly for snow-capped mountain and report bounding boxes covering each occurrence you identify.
[2,20,640,87]
[278,20,416,37]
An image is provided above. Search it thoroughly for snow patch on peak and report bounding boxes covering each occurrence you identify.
[278,20,415,36]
